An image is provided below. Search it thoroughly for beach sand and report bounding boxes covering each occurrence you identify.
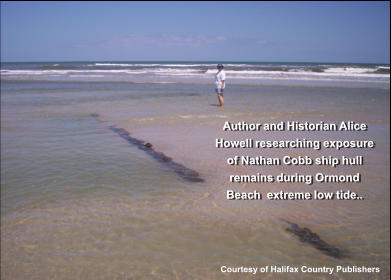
[1,65,390,279]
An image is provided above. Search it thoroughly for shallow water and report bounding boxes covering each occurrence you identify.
[1,76,390,279]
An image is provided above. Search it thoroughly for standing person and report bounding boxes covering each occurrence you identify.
[215,64,226,107]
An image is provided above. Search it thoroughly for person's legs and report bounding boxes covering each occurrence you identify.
[216,89,224,107]
[217,94,224,107]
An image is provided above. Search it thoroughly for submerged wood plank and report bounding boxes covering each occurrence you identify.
[281,219,343,258]
[91,114,204,183]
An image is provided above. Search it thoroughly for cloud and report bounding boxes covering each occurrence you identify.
[255,40,268,46]
[98,34,228,48]
[216,36,227,41]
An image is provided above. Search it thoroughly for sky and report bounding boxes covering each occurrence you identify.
[1,1,390,63]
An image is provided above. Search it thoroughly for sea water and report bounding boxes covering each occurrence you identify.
[1,62,390,279]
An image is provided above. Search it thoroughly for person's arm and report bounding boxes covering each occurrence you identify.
[221,71,226,90]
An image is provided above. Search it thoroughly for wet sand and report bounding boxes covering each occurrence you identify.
[1,81,390,279]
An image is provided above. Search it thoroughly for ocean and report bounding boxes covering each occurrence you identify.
[1,61,390,279]
[1,61,390,87]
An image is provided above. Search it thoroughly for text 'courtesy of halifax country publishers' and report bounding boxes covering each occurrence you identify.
[216,120,376,201]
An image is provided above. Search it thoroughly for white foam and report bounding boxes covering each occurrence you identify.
[1,69,148,75]
[159,64,215,67]
[2,65,389,83]
[204,69,389,78]
[92,63,160,67]
[90,63,218,68]
[324,67,375,74]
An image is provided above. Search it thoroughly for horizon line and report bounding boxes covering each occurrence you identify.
[1,60,390,65]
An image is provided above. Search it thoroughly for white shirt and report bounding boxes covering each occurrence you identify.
[215,70,226,89]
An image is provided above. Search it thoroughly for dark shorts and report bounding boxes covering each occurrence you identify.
[215,88,224,96]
